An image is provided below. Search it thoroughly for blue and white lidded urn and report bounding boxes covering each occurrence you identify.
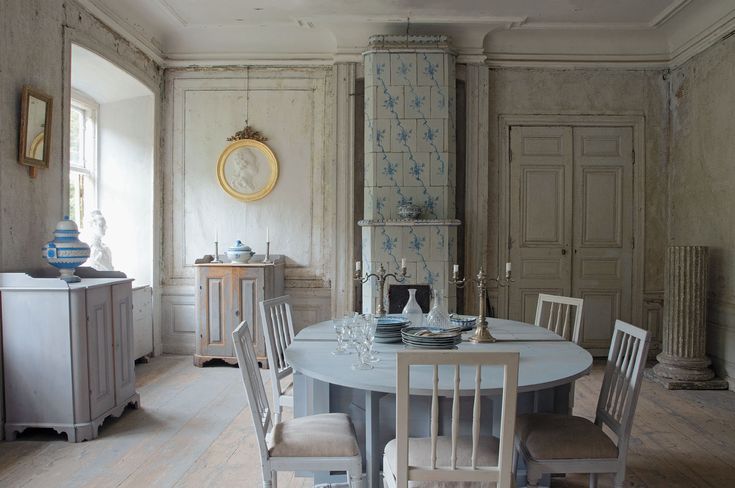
[226,240,255,263]
[42,216,91,283]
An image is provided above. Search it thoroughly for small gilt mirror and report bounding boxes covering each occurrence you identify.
[19,86,53,168]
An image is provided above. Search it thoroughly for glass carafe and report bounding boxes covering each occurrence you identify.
[402,288,424,327]
[426,288,450,329]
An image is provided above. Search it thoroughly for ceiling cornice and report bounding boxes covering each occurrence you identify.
[76,0,735,70]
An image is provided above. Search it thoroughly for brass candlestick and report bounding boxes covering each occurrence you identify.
[354,263,407,316]
[449,266,515,343]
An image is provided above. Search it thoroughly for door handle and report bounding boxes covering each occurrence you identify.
[561,248,567,255]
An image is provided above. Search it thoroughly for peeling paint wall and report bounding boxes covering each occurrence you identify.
[483,67,670,339]
[669,33,735,386]
[0,0,161,436]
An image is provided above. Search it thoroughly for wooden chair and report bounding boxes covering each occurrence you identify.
[259,295,295,424]
[515,320,651,488]
[232,321,363,488]
[534,294,584,344]
[384,350,520,488]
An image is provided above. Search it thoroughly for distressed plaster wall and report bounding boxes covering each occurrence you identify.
[160,67,334,353]
[668,33,735,387]
[0,0,161,438]
[482,68,669,341]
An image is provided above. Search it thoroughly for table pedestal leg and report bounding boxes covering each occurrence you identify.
[366,390,382,488]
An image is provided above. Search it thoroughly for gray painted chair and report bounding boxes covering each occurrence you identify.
[515,320,651,488]
[232,321,363,488]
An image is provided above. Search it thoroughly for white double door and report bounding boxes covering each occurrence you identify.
[508,126,634,353]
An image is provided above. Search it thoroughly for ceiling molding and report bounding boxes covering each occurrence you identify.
[77,0,165,65]
[156,0,188,27]
[668,7,735,68]
[650,0,693,27]
[485,52,670,70]
[164,52,337,68]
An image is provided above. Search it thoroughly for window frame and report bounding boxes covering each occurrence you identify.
[69,89,99,228]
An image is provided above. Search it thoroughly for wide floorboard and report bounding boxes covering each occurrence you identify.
[0,355,732,487]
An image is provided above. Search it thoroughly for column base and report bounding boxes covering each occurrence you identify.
[644,368,729,390]
[652,352,715,381]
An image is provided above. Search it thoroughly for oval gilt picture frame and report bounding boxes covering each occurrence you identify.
[217,139,279,202]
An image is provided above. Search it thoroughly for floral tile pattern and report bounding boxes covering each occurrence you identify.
[362,43,457,312]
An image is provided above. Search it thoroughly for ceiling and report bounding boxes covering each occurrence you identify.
[78,0,735,67]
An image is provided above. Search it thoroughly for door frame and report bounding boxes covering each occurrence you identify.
[498,114,646,329]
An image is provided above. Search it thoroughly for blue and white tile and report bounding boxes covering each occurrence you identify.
[403,152,429,187]
[403,226,431,263]
[390,118,416,153]
[390,53,417,86]
[371,118,391,150]
[422,187,444,219]
[367,52,390,86]
[364,85,378,120]
[404,86,430,119]
[417,52,446,86]
[377,84,404,119]
[400,261,419,285]
[421,261,446,290]
[363,187,378,220]
[430,85,449,119]
[364,152,379,188]
[429,226,449,261]
[418,118,447,153]
[373,228,402,263]
[376,152,404,187]
[401,186,424,211]
[429,151,450,187]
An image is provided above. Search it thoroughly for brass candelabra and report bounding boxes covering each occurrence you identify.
[449,266,514,343]
[354,263,407,316]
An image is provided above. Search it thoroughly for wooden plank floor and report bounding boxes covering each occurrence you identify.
[0,355,733,487]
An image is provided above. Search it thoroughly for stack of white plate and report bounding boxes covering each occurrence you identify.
[375,316,410,343]
[401,327,462,349]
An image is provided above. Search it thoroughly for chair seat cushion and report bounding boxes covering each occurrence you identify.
[383,435,500,487]
[516,413,618,460]
[267,413,359,458]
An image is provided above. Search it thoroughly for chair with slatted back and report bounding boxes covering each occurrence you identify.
[534,294,584,344]
[383,350,520,488]
[259,295,296,424]
[515,320,650,488]
[232,321,363,488]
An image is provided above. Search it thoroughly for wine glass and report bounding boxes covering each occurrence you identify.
[364,314,380,363]
[331,318,350,355]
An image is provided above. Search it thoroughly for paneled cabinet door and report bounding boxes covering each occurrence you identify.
[112,283,136,402]
[233,268,264,357]
[198,267,234,358]
[86,286,116,419]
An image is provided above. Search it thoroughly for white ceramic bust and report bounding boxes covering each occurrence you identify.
[87,210,114,271]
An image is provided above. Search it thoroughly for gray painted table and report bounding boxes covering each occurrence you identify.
[285,317,593,487]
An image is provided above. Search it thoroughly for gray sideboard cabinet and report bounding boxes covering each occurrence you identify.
[194,256,285,367]
[0,273,140,442]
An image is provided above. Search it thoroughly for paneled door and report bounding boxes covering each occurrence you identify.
[508,125,633,353]
[509,126,574,323]
[197,266,233,358]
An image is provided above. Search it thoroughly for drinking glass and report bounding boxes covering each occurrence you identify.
[331,318,350,355]
[364,314,380,363]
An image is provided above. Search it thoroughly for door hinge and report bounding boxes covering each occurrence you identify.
[508,235,512,250]
[632,235,635,248]
[509,149,513,163]
[632,149,635,164]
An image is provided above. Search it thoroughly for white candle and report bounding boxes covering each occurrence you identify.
[266,227,270,243]
[355,260,361,272]
[401,258,406,269]
[453,264,459,274]
[505,261,512,276]
[215,229,218,242]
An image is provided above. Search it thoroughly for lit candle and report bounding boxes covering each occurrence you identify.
[453,264,459,275]
[355,260,361,272]
[266,227,270,243]
[401,258,406,269]
[505,261,512,277]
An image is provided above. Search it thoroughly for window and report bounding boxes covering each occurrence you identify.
[69,92,98,231]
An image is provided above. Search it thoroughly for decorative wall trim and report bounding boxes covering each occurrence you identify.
[497,114,646,328]
[332,63,357,317]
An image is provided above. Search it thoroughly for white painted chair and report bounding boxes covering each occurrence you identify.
[232,321,363,488]
[515,320,651,488]
[534,294,584,344]
[259,295,295,424]
[383,350,520,488]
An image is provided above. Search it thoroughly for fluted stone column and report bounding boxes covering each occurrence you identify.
[648,246,728,389]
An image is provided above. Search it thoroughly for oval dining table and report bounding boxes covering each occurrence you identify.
[285,317,593,488]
